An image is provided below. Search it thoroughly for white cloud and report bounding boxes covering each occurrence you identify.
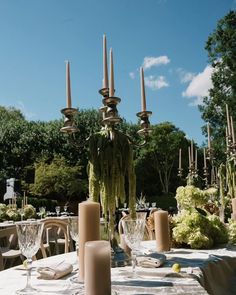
[145,75,169,90]
[17,101,35,119]
[176,68,195,83]
[129,72,135,79]
[182,65,213,106]
[142,56,170,70]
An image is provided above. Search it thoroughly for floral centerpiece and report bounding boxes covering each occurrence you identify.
[172,185,229,249]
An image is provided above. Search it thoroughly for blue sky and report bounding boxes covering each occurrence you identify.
[0,0,235,146]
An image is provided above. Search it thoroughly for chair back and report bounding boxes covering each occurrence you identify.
[41,218,70,256]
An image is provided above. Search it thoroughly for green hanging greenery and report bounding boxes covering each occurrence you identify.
[88,127,136,231]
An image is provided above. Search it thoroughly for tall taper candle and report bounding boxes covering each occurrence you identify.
[66,61,72,108]
[109,48,114,97]
[154,210,170,252]
[79,201,100,282]
[140,67,147,112]
[195,149,198,170]
[191,140,194,163]
[230,116,235,144]
[207,123,211,149]
[85,241,111,295]
[226,104,231,137]
[203,148,206,167]
[103,35,109,89]
[188,146,191,168]
[178,148,182,170]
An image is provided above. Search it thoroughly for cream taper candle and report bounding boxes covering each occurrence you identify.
[109,48,114,97]
[207,123,211,150]
[140,67,147,112]
[103,35,109,89]
[226,104,231,137]
[66,61,72,108]
[230,116,235,144]
[203,148,206,167]
[85,240,111,295]
[154,210,170,252]
[79,201,100,281]
[178,148,182,170]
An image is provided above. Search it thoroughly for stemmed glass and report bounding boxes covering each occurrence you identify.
[69,217,79,253]
[55,206,60,217]
[39,206,46,219]
[15,220,44,294]
[122,217,146,278]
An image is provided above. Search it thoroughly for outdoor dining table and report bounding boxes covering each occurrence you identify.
[0,240,236,295]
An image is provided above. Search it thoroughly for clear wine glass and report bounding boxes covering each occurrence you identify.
[122,217,145,278]
[55,206,60,217]
[15,220,44,294]
[69,217,79,252]
[39,206,46,219]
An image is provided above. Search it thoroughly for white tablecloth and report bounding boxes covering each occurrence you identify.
[0,241,236,294]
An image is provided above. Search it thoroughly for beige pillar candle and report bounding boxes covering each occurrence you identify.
[226,104,231,137]
[25,196,28,205]
[85,240,111,295]
[140,67,147,112]
[154,210,170,252]
[231,213,236,221]
[109,48,114,97]
[232,198,236,214]
[21,200,24,209]
[230,116,235,144]
[79,201,100,281]
[178,148,182,170]
[66,61,72,108]
[103,35,109,89]
[203,148,206,167]
[207,123,211,149]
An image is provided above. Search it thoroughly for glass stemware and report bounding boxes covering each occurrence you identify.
[15,220,44,294]
[55,206,60,217]
[68,217,79,253]
[122,217,146,278]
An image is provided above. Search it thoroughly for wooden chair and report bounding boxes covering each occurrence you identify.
[0,226,23,270]
[41,218,73,257]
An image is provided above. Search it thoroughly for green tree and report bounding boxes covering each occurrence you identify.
[136,122,189,195]
[29,156,87,202]
[199,10,236,162]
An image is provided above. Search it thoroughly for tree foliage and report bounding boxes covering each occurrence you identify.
[135,122,189,195]
[199,11,236,162]
[29,156,87,202]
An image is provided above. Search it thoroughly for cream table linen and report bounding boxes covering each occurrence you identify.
[0,241,235,294]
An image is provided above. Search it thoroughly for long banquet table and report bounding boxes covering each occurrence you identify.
[0,240,236,295]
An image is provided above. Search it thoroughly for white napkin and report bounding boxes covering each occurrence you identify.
[137,253,166,268]
[37,262,73,280]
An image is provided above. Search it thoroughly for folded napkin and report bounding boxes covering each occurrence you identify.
[37,262,73,280]
[137,253,166,268]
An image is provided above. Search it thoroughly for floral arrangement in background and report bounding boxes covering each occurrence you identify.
[0,203,36,221]
[172,185,232,249]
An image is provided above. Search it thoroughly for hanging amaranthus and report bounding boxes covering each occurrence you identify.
[88,127,136,234]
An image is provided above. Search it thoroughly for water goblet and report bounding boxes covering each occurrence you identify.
[69,217,79,253]
[15,220,44,294]
[39,206,46,219]
[122,217,146,278]
[18,208,24,221]
[55,206,60,217]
